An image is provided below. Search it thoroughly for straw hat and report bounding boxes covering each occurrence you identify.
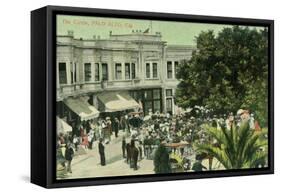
[237,109,244,115]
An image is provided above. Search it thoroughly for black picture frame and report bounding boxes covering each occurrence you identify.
[31,5,274,188]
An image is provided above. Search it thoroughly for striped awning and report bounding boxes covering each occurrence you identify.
[97,91,140,112]
[64,97,99,121]
[57,117,72,134]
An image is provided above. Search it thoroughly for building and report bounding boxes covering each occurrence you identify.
[56,30,195,123]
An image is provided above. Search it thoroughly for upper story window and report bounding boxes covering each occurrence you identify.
[70,62,77,84]
[152,63,158,78]
[174,61,179,79]
[70,62,73,84]
[131,63,136,79]
[102,63,108,81]
[115,63,122,80]
[59,62,67,84]
[125,63,131,79]
[84,63,91,82]
[95,63,100,81]
[146,63,150,78]
[167,61,173,79]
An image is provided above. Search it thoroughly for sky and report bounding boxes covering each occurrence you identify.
[57,15,262,46]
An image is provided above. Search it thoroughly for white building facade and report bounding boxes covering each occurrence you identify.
[56,30,195,118]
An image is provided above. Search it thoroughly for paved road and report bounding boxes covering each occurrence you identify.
[57,131,224,179]
[58,132,155,179]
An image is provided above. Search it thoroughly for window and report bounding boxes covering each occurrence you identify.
[167,61,173,79]
[74,63,77,83]
[95,63,100,81]
[146,63,150,78]
[166,98,173,113]
[70,62,73,83]
[115,63,122,80]
[153,89,161,99]
[141,88,162,115]
[129,90,142,102]
[145,90,153,100]
[70,62,77,84]
[59,62,67,84]
[131,63,136,79]
[144,101,153,115]
[129,91,137,101]
[154,100,161,112]
[125,63,130,79]
[166,89,173,97]
[152,63,158,78]
[102,63,108,81]
[174,61,179,79]
[84,63,91,82]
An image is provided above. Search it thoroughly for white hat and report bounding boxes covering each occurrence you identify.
[237,109,244,115]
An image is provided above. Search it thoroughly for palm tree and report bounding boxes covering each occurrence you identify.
[196,121,267,169]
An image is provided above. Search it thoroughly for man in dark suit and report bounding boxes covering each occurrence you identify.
[126,143,131,164]
[122,136,126,158]
[65,143,74,173]
[98,138,106,166]
[113,117,120,138]
[131,140,139,170]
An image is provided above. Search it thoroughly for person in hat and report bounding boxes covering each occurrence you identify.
[106,117,112,136]
[131,140,139,170]
[154,119,160,130]
[113,117,120,138]
[102,119,110,141]
[81,135,89,150]
[98,138,106,166]
[122,136,126,158]
[65,143,74,173]
[249,113,255,130]
[72,134,79,151]
[241,110,250,122]
[58,133,65,145]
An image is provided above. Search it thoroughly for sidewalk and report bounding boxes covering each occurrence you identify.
[58,132,155,179]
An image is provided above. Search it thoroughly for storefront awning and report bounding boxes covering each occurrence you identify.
[97,91,140,112]
[57,117,72,134]
[64,97,100,121]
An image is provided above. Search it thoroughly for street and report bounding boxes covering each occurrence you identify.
[57,131,224,180]
[58,132,154,179]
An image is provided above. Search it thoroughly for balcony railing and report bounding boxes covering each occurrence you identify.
[56,78,170,101]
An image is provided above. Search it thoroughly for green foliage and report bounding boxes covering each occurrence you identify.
[195,122,268,169]
[175,26,268,127]
[153,144,171,173]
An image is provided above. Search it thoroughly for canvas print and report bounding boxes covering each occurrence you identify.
[56,15,269,180]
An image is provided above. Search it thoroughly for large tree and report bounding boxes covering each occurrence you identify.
[175,26,268,126]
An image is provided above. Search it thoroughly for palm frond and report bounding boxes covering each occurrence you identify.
[236,122,252,166]
[195,143,231,169]
[197,122,268,170]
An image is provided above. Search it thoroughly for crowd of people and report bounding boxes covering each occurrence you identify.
[56,107,261,175]
[56,112,144,174]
